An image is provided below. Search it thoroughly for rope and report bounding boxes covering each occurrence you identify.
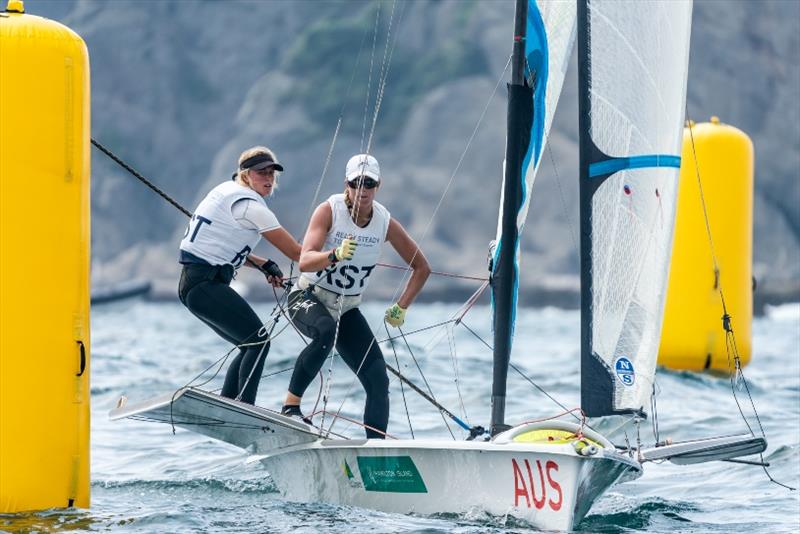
[360,1,381,153]
[445,323,469,424]
[459,319,602,432]
[91,137,276,278]
[685,111,794,490]
[376,262,488,282]
[91,138,191,217]
[322,1,407,436]
[311,410,398,440]
[364,0,403,156]
[384,322,414,438]
[302,17,371,234]
[396,325,457,439]
[382,54,512,312]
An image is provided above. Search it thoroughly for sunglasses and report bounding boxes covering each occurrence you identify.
[347,177,379,190]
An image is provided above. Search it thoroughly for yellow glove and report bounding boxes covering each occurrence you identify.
[334,238,357,261]
[384,303,406,328]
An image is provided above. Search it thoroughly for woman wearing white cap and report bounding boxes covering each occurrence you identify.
[282,153,431,438]
[178,146,301,405]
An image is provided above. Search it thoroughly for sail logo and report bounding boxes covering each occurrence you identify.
[615,357,635,386]
[511,458,563,511]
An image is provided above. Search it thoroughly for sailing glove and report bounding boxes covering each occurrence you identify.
[384,303,406,328]
[260,259,283,278]
[334,238,358,261]
[260,259,284,288]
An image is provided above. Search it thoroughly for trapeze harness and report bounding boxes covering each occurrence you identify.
[288,193,391,438]
[178,180,280,405]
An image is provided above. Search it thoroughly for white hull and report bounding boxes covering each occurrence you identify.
[259,437,640,531]
[110,388,641,530]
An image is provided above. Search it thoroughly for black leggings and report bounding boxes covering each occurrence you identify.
[178,263,269,405]
[287,289,389,439]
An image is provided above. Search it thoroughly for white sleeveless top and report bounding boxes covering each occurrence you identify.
[180,181,277,268]
[300,193,390,296]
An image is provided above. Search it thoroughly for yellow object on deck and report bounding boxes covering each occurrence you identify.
[658,118,753,372]
[0,0,91,512]
[512,428,602,448]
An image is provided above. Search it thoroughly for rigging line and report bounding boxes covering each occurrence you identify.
[91,138,286,280]
[685,111,764,433]
[687,111,793,491]
[397,325,457,439]
[234,315,277,402]
[685,115,721,276]
[382,54,513,314]
[376,318,458,344]
[376,262,488,282]
[324,328,383,437]
[181,295,285,389]
[312,409,399,440]
[316,4,407,424]
[361,1,381,152]
[650,380,661,444]
[384,363,471,436]
[233,280,295,400]
[91,138,191,218]
[727,331,768,439]
[520,50,578,259]
[722,329,789,489]
[459,319,592,427]
[364,0,403,156]
[446,323,470,424]
[320,281,351,436]
[325,29,501,428]
[544,134,579,259]
[724,330,758,437]
[302,17,371,235]
[385,322,415,438]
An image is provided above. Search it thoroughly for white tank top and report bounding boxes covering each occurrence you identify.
[180,181,275,268]
[300,193,390,296]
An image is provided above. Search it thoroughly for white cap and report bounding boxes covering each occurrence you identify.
[345,154,381,182]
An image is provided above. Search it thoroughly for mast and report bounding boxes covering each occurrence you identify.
[490,0,531,436]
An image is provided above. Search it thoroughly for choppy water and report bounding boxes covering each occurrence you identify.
[3,301,799,533]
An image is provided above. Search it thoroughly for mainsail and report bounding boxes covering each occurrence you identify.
[490,0,576,432]
[578,0,693,417]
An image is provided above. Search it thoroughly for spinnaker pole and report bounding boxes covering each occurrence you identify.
[490,0,532,436]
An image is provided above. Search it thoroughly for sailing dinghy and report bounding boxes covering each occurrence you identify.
[111,0,767,530]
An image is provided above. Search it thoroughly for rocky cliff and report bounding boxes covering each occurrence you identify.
[30,0,800,307]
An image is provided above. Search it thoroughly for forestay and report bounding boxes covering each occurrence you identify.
[579,0,693,417]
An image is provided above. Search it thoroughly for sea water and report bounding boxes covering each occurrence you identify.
[2,301,798,533]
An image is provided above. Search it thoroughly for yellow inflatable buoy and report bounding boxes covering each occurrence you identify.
[658,117,753,372]
[0,0,91,512]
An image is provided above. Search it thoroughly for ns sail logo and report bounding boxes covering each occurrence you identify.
[614,357,635,386]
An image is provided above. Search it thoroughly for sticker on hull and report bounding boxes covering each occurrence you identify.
[356,456,428,493]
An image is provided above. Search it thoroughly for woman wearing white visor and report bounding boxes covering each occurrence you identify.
[283,153,430,438]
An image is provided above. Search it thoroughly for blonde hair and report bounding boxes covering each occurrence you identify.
[236,145,280,193]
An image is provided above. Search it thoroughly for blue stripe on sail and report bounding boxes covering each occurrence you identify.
[525,2,550,171]
[588,155,681,177]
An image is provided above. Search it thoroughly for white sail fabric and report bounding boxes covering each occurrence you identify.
[518,0,576,231]
[491,0,576,334]
[587,0,693,413]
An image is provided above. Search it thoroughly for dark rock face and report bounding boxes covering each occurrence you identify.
[30,0,800,303]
